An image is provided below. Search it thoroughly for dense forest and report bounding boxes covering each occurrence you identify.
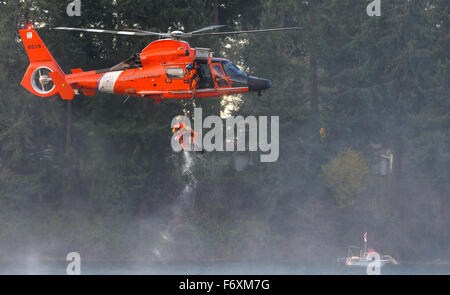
[0,0,448,264]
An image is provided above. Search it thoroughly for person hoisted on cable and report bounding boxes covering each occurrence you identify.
[172,115,199,151]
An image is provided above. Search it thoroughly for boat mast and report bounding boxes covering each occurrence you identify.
[363,232,367,254]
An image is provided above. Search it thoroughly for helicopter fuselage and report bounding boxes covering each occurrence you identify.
[19,28,271,102]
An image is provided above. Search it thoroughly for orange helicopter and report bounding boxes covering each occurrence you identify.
[19,24,300,104]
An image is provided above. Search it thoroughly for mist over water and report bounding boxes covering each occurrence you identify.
[0,148,448,275]
[151,151,199,262]
[0,136,448,275]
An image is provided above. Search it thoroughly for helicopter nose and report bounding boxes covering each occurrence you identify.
[247,76,272,92]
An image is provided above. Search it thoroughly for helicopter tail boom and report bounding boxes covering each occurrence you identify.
[19,28,74,100]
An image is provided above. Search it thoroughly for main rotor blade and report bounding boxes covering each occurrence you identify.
[190,26,302,36]
[125,29,173,38]
[188,25,227,34]
[54,27,166,37]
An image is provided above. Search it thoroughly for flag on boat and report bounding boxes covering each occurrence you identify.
[363,232,367,242]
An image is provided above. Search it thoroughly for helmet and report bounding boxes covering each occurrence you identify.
[172,122,184,133]
[186,63,194,71]
[172,115,186,133]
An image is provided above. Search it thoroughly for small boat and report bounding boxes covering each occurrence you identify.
[337,233,399,267]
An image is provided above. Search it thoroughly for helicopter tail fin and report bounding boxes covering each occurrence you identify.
[19,27,74,100]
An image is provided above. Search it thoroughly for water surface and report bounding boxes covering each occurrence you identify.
[0,261,448,275]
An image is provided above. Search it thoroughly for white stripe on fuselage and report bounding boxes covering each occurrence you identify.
[98,71,123,93]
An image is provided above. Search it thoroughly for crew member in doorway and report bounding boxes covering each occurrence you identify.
[186,63,200,99]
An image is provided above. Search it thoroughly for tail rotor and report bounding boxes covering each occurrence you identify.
[32,67,55,94]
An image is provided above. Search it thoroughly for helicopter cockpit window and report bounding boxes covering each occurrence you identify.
[166,68,185,79]
[212,64,230,88]
[212,65,225,78]
[221,61,246,78]
[221,61,247,87]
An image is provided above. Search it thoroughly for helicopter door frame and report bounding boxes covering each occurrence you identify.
[211,63,231,89]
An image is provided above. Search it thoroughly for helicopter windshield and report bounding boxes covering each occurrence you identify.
[220,61,247,87]
[221,61,246,78]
